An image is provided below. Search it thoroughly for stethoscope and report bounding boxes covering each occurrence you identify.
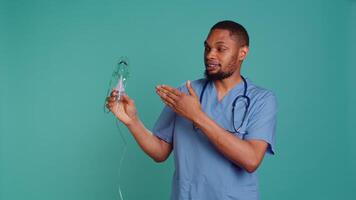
[195,75,250,133]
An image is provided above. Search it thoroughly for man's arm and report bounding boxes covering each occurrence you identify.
[193,112,268,173]
[106,91,172,162]
[156,82,269,172]
[126,118,173,162]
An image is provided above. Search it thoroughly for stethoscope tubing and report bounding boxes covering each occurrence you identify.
[199,75,250,133]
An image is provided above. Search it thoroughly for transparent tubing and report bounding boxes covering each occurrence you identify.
[104,57,130,200]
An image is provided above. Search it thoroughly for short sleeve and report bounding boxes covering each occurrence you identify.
[152,105,176,144]
[245,92,278,155]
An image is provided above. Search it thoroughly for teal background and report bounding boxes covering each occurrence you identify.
[1,0,355,199]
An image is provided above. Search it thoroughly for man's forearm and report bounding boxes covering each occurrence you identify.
[126,118,171,162]
[193,111,259,172]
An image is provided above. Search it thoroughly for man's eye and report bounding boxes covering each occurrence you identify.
[217,47,227,52]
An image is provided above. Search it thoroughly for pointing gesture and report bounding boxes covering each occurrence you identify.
[156,80,202,122]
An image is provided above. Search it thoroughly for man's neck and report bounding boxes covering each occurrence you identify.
[213,74,243,101]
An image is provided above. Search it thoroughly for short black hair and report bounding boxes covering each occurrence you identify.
[210,20,249,47]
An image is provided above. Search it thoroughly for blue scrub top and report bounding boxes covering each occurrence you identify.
[153,77,278,200]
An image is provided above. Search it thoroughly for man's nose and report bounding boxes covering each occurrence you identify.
[206,49,217,60]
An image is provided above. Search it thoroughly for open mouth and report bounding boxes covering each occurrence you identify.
[206,63,220,71]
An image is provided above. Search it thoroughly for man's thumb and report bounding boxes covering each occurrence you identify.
[122,94,134,105]
[186,80,197,97]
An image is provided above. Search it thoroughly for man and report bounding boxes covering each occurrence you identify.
[106,20,277,200]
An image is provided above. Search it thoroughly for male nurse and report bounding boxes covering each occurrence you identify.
[106,20,278,200]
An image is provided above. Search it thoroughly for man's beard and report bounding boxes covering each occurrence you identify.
[204,56,238,81]
[204,67,235,80]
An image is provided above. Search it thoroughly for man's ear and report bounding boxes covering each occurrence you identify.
[238,46,249,61]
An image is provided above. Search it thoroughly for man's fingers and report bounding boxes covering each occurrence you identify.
[186,80,198,98]
[106,96,116,102]
[107,90,118,102]
[160,85,182,97]
[122,94,134,105]
[106,101,114,108]
[157,86,180,101]
[160,97,175,109]
[106,103,113,110]
[110,90,118,97]
[156,88,176,105]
